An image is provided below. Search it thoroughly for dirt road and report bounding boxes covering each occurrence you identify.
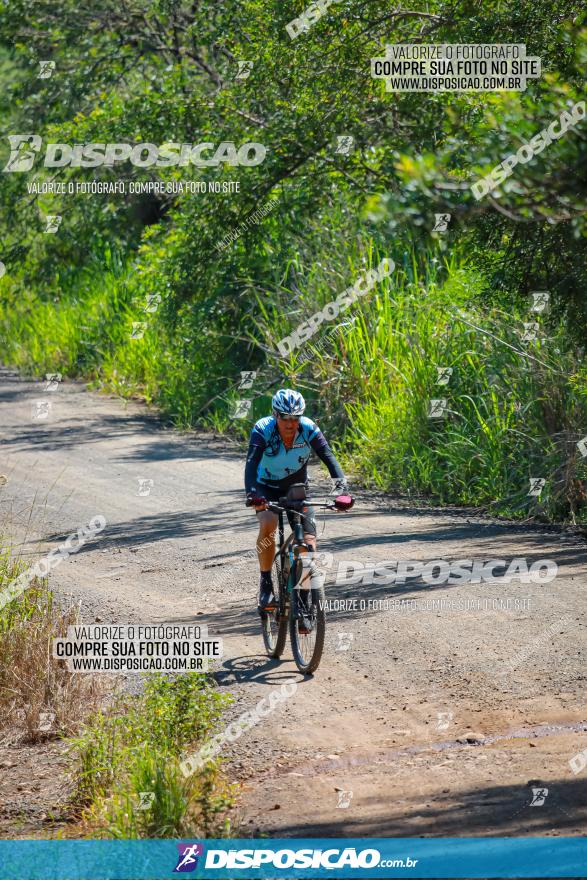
[1,368,586,837]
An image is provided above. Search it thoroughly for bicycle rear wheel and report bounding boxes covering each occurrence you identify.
[261,552,288,658]
[290,584,325,675]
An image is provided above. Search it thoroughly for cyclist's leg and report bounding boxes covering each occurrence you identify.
[256,509,278,572]
[256,505,279,609]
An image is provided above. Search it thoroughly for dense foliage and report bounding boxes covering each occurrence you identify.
[0,0,585,520]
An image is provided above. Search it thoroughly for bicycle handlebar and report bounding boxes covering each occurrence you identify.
[246,495,354,513]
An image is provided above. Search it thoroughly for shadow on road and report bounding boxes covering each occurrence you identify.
[216,655,303,687]
[38,501,252,548]
[262,777,587,837]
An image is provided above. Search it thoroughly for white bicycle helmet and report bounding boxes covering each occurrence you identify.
[271,388,306,416]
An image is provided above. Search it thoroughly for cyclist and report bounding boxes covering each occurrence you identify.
[245,389,350,622]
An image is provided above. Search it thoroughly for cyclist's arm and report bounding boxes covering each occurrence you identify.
[310,433,346,487]
[244,430,266,495]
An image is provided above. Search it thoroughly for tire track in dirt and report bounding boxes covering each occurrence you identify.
[1,369,585,838]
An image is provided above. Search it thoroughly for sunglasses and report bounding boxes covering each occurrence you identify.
[276,413,300,422]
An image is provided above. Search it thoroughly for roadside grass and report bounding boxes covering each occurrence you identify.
[0,247,160,400]
[68,673,235,838]
[1,238,586,521]
[264,252,587,522]
[0,569,103,742]
[0,534,235,838]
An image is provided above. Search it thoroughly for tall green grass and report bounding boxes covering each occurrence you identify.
[0,244,255,420]
[1,239,585,521]
[68,672,234,838]
[0,246,162,400]
[256,249,587,521]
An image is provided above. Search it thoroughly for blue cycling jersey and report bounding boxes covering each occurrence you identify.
[244,414,346,496]
[249,416,325,486]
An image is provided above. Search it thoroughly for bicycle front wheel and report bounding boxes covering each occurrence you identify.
[290,585,325,675]
[261,553,288,658]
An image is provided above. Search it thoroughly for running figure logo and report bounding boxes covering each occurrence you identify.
[3,135,42,172]
[436,710,454,731]
[428,398,448,419]
[528,477,546,497]
[530,787,548,806]
[436,367,453,386]
[337,789,353,808]
[235,61,254,79]
[335,135,354,154]
[530,291,550,313]
[239,371,257,389]
[38,60,55,78]
[433,213,451,232]
[232,399,252,419]
[174,843,204,873]
[521,322,539,341]
[45,372,62,391]
[44,215,62,233]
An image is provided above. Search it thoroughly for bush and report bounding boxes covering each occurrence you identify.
[0,577,103,742]
[68,672,235,838]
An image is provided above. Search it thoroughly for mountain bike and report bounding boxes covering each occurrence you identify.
[257,483,353,675]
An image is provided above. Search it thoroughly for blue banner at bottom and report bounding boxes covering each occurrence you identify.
[0,838,585,879]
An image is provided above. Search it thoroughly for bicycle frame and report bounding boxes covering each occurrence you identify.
[260,489,352,674]
[269,491,342,592]
[274,507,310,599]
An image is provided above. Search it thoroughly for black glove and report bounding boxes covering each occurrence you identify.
[246,492,267,507]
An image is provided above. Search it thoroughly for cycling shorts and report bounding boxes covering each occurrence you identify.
[256,482,317,537]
